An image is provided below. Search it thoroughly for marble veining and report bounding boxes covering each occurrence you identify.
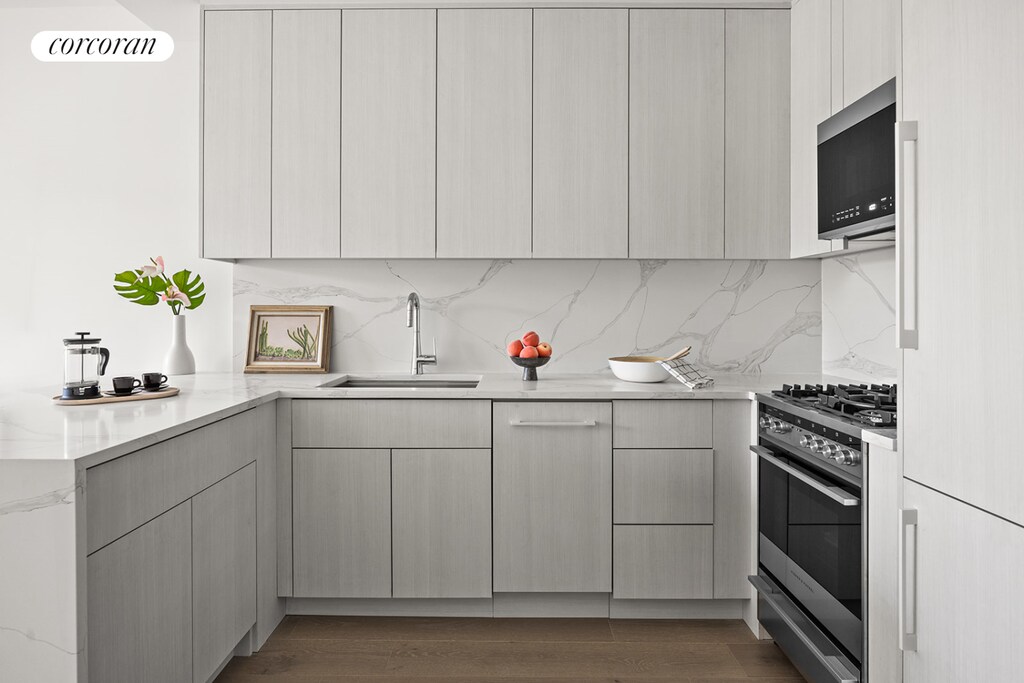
[822,248,898,383]
[233,259,822,375]
[0,485,76,515]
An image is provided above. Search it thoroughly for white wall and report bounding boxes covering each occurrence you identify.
[0,0,232,388]
[821,247,898,383]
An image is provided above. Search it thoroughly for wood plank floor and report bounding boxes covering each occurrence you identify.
[216,617,807,682]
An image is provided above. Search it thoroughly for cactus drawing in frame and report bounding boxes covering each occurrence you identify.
[245,305,332,373]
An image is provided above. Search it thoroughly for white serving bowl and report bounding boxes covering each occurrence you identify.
[608,356,670,383]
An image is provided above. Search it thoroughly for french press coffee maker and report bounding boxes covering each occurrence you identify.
[62,332,110,400]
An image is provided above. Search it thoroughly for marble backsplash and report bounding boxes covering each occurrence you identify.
[821,248,898,383]
[233,259,823,376]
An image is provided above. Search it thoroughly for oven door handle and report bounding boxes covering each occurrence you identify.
[751,445,860,507]
[749,575,859,683]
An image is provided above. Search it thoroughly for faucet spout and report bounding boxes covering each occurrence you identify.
[406,292,419,329]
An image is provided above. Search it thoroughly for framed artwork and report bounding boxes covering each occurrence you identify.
[244,305,332,373]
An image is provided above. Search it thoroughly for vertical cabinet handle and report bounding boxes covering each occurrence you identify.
[899,508,919,651]
[896,121,919,349]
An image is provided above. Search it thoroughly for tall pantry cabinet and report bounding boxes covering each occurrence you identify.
[897,0,1024,681]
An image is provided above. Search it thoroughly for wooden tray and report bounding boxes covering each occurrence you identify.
[53,387,180,406]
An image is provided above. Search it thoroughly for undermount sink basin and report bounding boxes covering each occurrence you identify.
[321,376,480,389]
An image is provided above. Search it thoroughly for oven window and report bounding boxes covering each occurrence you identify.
[757,446,862,620]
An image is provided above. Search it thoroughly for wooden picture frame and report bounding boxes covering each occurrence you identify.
[244,305,332,373]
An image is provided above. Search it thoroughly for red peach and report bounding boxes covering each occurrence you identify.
[507,339,524,356]
[519,345,539,359]
[536,342,552,357]
[521,331,540,347]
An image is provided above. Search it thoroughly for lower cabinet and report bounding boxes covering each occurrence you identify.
[292,449,392,598]
[192,464,257,682]
[87,502,193,683]
[492,402,613,592]
[613,525,714,599]
[901,480,1024,682]
[392,449,492,598]
[291,446,493,599]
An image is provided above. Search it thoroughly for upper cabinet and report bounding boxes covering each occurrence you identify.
[201,7,791,261]
[789,0,833,258]
[341,10,436,258]
[202,11,271,259]
[724,10,790,259]
[789,0,901,258]
[842,0,901,108]
[271,10,341,258]
[436,9,532,259]
[629,10,725,259]
[533,10,629,259]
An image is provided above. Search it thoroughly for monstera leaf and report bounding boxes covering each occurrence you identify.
[113,270,167,306]
[171,269,205,310]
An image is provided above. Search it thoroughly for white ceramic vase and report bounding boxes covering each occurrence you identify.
[164,315,196,375]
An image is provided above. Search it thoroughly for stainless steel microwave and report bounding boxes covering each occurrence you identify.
[817,78,897,240]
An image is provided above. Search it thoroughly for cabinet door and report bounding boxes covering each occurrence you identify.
[192,464,256,683]
[630,10,724,259]
[613,525,713,599]
[203,10,271,259]
[271,10,341,258]
[341,10,435,257]
[901,0,1024,526]
[613,449,714,524]
[725,10,790,259]
[533,10,628,258]
[392,449,492,598]
[493,402,612,592]
[789,0,833,258]
[292,449,391,597]
[903,481,1024,682]
[88,502,191,683]
[842,0,900,106]
[437,9,532,258]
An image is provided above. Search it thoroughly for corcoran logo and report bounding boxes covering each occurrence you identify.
[31,31,174,62]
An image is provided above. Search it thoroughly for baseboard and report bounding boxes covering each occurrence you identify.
[284,595,750,621]
[492,592,609,618]
[609,598,745,619]
[287,597,494,617]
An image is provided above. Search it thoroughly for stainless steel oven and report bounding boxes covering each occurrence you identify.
[750,394,866,683]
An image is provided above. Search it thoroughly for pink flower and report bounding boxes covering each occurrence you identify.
[137,255,165,280]
[161,284,190,307]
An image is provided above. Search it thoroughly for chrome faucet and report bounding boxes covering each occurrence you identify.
[406,292,436,375]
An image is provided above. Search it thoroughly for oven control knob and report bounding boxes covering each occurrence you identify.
[759,416,771,429]
[799,435,813,448]
[820,443,840,457]
[808,438,826,452]
[836,449,862,466]
[770,419,792,434]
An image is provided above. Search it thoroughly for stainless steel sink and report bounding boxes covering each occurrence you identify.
[320,376,479,389]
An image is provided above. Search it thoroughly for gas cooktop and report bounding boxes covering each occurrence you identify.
[770,382,897,427]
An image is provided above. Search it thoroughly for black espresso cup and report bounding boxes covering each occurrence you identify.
[112,376,142,395]
[142,372,168,390]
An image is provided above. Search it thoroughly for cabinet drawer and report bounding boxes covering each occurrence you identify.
[613,525,713,599]
[292,399,490,448]
[614,449,713,524]
[86,405,269,554]
[613,400,712,448]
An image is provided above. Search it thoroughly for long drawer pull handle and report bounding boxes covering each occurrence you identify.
[509,420,597,427]
[751,445,860,507]
[899,508,919,651]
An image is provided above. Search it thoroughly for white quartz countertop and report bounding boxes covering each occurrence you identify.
[1,371,893,465]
